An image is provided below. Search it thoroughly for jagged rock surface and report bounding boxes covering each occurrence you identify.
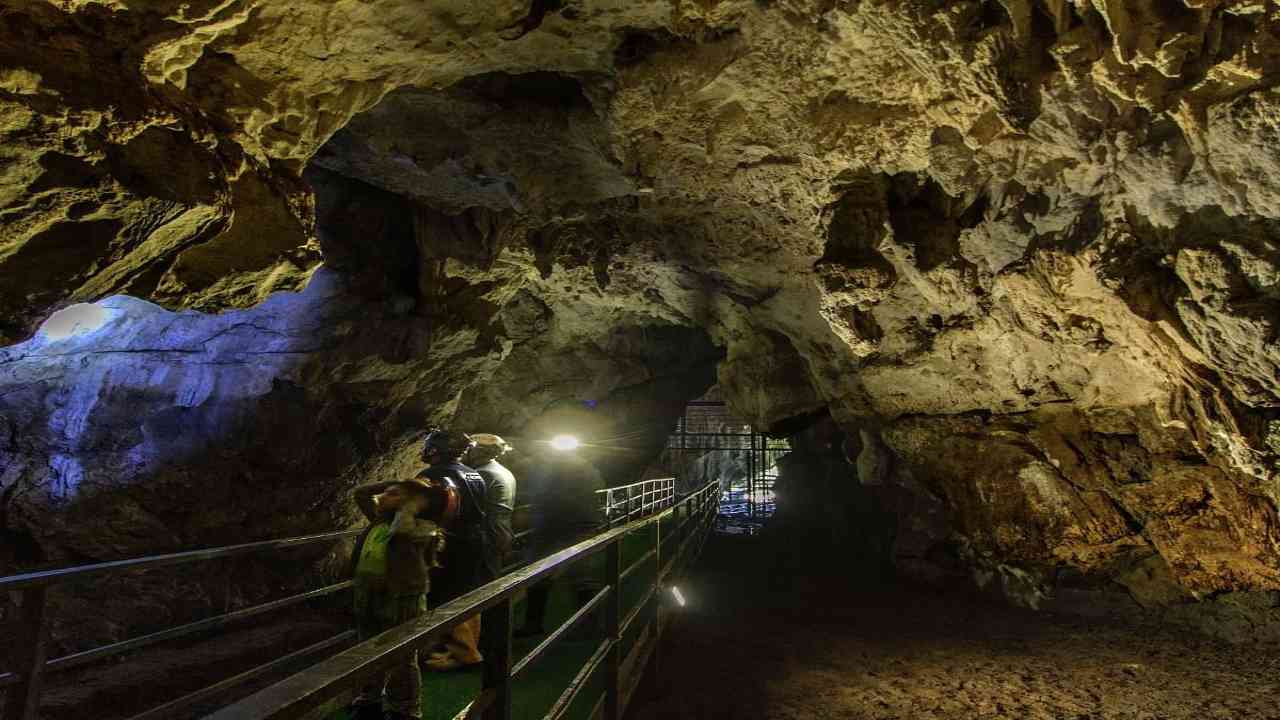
[2,0,1280,641]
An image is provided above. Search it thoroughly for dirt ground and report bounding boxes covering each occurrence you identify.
[628,536,1280,720]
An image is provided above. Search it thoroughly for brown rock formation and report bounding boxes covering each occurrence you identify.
[2,0,1279,640]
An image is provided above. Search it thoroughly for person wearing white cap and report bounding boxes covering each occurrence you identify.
[467,434,517,561]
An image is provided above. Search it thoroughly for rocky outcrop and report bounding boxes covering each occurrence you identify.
[0,268,475,649]
[0,260,716,651]
[2,0,1279,641]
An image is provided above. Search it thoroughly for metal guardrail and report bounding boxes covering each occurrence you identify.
[0,477,696,720]
[0,529,363,720]
[597,478,675,528]
[498,478,675,574]
[206,479,721,720]
[500,478,671,576]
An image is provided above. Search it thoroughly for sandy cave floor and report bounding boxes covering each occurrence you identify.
[627,537,1280,720]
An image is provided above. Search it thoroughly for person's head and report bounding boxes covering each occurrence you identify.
[374,480,430,515]
[421,428,475,466]
[466,433,512,466]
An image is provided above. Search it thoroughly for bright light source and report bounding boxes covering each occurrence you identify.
[670,586,686,607]
[41,303,110,340]
[549,434,580,452]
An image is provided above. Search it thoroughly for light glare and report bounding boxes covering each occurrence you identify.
[670,586,686,607]
[42,303,110,340]
[549,434,580,452]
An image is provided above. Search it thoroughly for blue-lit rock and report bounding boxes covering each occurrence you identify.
[0,268,510,648]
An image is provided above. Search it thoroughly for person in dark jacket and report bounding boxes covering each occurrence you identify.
[515,449,606,637]
[419,429,497,671]
[349,479,445,720]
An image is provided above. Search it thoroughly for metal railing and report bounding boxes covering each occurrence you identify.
[498,478,676,576]
[0,477,699,720]
[0,529,364,720]
[206,480,721,720]
[597,478,676,528]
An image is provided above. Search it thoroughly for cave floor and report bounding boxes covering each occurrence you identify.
[627,536,1280,720]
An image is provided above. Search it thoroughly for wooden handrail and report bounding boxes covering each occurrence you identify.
[204,480,721,720]
[0,478,712,720]
[0,529,362,591]
[47,581,354,674]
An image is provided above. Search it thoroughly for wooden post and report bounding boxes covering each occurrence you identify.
[654,506,663,585]
[650,517,662,690]
[5,586,49,720]
[482,598,513,720]
[604,540,622,720]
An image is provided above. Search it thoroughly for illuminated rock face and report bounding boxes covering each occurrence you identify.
[0,265,716,650]
[1,1,1279,637]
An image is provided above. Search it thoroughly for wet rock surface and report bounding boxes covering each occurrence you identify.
[0,0,1279,644]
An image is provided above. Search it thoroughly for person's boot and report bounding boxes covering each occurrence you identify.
[426,616,483,670]
[422,651,468,672]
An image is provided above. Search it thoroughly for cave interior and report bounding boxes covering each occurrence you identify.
[2,1,1280,718]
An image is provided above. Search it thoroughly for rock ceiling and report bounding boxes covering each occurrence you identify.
[2,0,1280,635]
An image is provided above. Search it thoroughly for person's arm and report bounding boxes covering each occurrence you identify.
[390,509,445,557]
[352,481,397,521]
[487,506,514,556]
[387,502,447,570]
[388,495,441,539]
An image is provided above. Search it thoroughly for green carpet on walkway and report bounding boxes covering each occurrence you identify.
[330,514,674,720]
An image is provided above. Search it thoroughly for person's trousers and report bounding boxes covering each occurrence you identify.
[440,614,484,664]
[354,591,427,718]
[439,551,510,667]
[522,533,602,632]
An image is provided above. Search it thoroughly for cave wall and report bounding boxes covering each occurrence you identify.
[0,0,1279,641]
[0,163,719,653]
[0,269,492,650]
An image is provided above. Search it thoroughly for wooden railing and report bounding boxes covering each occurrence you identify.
[0,477,713,720]
[0,529,364,720]
[206,480,720,720]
